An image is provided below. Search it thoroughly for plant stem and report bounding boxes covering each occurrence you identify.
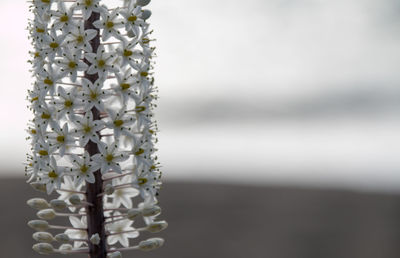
[84,11,107,258]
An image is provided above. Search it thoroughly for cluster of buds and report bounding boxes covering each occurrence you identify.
[25,0,166,257]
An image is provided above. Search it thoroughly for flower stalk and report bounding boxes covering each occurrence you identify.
[26,0,166,257]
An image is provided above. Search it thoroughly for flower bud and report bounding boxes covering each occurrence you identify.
[55,233,70,243]
[140,10,152,20]
[32,232,54,243]
[141,205,161,217]
[104,184,115,195]
[139,238,164,251]
[37,209,56,220]
[32,243,54,254]
[108,251,122,258]
[28,220,49,231]
[50,199,67,211]
[58,244,73,254]
[30,182,46,193]
[27,198,50,210]
[90,233,100,245]
[137,0,151,6]
[127,209,141,220]
[69,195,81,205]
[146,220,168,233]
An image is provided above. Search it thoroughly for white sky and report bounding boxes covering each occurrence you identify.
[0,0,399,192]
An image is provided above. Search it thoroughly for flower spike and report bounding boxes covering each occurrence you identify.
[27,1,165,257]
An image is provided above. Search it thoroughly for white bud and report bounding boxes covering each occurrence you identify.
[32,243,54,254]
[139,238,164,251]
[50,199,67,211]
[30,182,46,193]
[104,184,115,195]
[136,0,151,6]
[27,198,50,210]
[127,209,141,220]
[58,244,73,254]
[69,195,81,205]
[33,232,54,243]
[55,233,70,243]
[141,205,161,217]
[146,220,168,233]
[37,209,56,220]
[107,251,122,258]
[140,10,152,20]
[28,220,49,231]
[90,233,100,245]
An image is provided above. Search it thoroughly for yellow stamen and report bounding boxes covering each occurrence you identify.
[44,78,53,85]
[39,150,48,156]
[56,135,65,143]
[83,125,91,133]
[64,100,73,107]
[90,91,98,100]
[41,113,51,119]
[128,16,137,22]
[68,61,76,69]
[136,106,146,112]
[123,49,133,57]
[49,42,59,49]
[76,35,84,43]
[48,170,58,179]
[105,154,114,162]
[113,120,124,127]
[60,15,69,22]
[36,28,45,33]
[31,129,37,134]
[31,96,39,102]
[120,83,130,90]
[138,178,148,185]
[134,148,144,156]
[80,165,88,173]
[140,71,148,77]
[106,21,114,29]
[98,59,105,68]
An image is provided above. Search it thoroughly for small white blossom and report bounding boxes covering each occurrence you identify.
[92,142,129,174]
[106,212,139,247]
[85,45,119,78]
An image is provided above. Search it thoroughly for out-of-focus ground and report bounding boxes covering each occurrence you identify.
[3,177,400,258]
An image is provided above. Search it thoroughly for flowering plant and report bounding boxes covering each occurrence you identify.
[25,0,166,257]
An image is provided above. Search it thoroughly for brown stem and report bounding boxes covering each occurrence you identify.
[84,11,107,258]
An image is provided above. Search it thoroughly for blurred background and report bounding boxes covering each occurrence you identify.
[1,0,400,257]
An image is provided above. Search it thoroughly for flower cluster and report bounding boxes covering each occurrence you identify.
[25,0,166,257]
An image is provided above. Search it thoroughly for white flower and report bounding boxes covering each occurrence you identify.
[74,0,106,20]
[37,65,62,97]
[115,38,143,68]
[79,77,108,112]
[93,8,124,41]
[85,45,119,78]
[55,49,88,82]
[57,176,83,212]
[50,1,76,32]
[53,86,81,119]
[65,216,87,248]
[119,4,145,38]
[92,142,129,174]
[104,105,135,139]
[106,212,139,247]
[41,28,67,61]
[40,156,64,194]
[111,68,139,103]
[65,26,98,52]
[110,176,138,208]
[47,123,75,157]
[68,151,99,185]
[72,111,104,146]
